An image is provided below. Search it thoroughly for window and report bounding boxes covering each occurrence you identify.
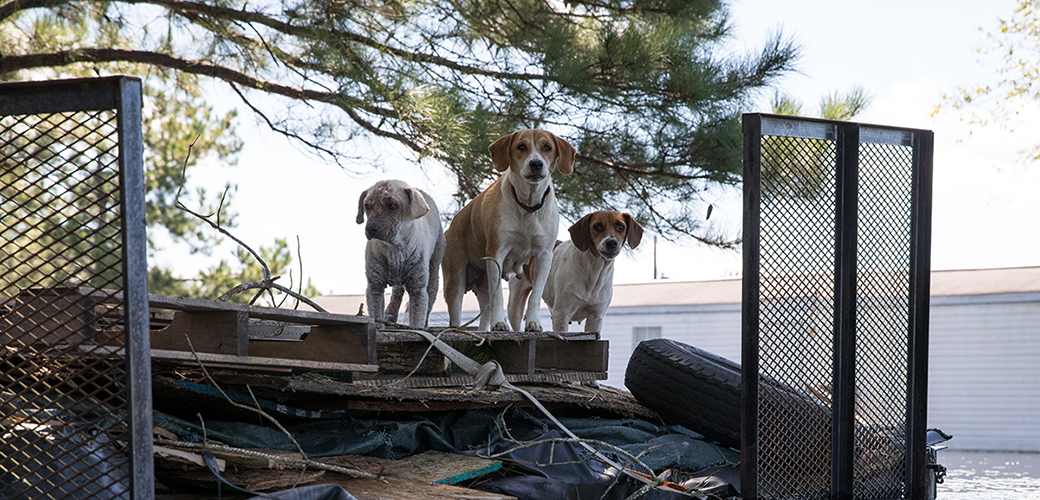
[632,326,662,348]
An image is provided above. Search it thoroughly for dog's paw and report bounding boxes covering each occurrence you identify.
[490,321,510,332]
[523,320,543,333]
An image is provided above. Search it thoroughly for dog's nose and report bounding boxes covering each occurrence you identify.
[528,159,544,173]
[604,238,620,253]
[365,222,380,239]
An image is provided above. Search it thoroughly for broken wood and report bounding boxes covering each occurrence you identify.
[154,445,226,471]
[199,372,658,421]
[323,451,501,485]
[354,369,603,389]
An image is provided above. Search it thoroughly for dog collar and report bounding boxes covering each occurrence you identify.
[511,185,552,213]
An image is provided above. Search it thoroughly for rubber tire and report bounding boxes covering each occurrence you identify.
[625,338,741,448]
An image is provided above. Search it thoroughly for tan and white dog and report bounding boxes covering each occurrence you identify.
[442,129,576,331]
[509,211,643,333]
[357,179,446,328]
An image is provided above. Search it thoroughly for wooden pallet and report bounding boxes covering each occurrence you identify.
[144,294,379,374]
[366,329,608,386]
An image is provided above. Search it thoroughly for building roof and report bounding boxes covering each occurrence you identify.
[311,266,1040,314]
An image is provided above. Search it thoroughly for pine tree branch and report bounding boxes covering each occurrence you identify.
[575,153,715,181]
[42,0,553,83]
[0,48,426,152]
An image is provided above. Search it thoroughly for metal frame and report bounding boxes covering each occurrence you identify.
[741,113,933,499]
[0,76,154,499]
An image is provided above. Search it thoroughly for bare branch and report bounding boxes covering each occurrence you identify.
[217,278,327,313]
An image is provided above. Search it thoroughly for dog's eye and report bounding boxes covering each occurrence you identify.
[387,203,398,211]
[542,144,552,152]
[593,223,604,232]
[616,223,626,232]
[517,144,527,151]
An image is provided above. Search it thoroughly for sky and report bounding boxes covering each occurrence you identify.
[154,0,1040,296]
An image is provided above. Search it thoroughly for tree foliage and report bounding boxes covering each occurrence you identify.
[762,87,873,199]
[936,0,1040,161]
[0,0,798,246]
[150,238,320,306]
[0,11,288,297]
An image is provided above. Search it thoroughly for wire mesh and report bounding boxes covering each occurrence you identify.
[744,115,931,499]
[852,141,915,498]
[1,107,132,497]
[757,134,837,499]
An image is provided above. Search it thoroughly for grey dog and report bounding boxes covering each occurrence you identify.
[356,180,445,328]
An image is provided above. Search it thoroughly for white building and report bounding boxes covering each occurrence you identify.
[313,266,1040,452]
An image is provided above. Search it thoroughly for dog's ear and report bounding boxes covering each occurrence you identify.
[568,214,594,253]
[623,213,644,249]
[406,188,431,220]
[553,134,576,175]
[489,132,515,172]
[356,189,368,224]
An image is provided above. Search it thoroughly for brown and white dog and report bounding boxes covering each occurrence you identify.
[442,129,576,331]
[508,211,643,333]
[357,179,446,328]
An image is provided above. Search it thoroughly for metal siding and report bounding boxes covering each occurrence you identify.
[927,298,1040,451]
[597,294,1039,452]
[599,305,741,388]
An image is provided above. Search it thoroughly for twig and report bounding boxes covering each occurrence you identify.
[295,235,304,310]
[173,134,325,310]
[216,279,327,312]
[176,200,272,281]
[182,334,308,458]
[173,134,200,205]
[197,413,208,444]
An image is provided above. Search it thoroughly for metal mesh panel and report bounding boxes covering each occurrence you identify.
[853,142,914,497]
[742,115,933,500]
[757,134,837,499]
[1,80,150,499]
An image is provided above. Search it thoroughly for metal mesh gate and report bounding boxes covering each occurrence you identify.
[741,114,933,499]
[0,77,153,499]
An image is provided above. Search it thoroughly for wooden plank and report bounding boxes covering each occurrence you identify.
[375,341,450,376]
[327,451,500,485]
[151,349,379,373]
[379,329,598,343]
[535,339,609,372]
[248,324,375,366]
[147,293,373,326]
[151,311,247,356]
[489,340,534,375]
[354,370,605,388]
[2,287,96,346]
[82,288,374,327]
[203,373,657,420]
